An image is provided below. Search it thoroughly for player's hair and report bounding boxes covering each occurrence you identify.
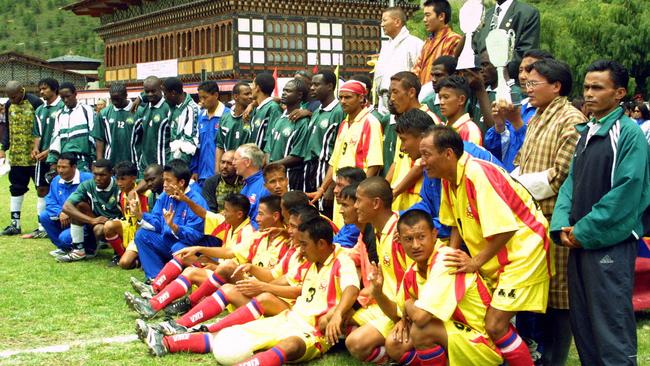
[58,152,77,166]
[298,217,333,245]
[525,59,573,97]
[163,159,192,185]
[397,209,435,232]
[163,77,184,94]
[437,75,470,99]
[224,193,251,217]
[109,82,127,97]
[358,176,393,208]
[114,161,138,178]
[236,143,265,169]
[233,81,251,95]
[339,184,358,201]
[93,158,113,172]
[282,191,310,210]
[432,55,457,76]
[288,78,309,103]
[336,167,367,186]
[396,108,434,135]
[59,82,76,94]
[263,163,286,178]
[295,69,313,80]
[383,6,407,24]
[423,0,452,24]
[390,71,422,97]
[254,72,275,95]
[423,125,464,158]
[145,163,163,175]
[38,78,59,94]
[198,80,220,94]
[290,205,320,224]
[316,70,337,89]
[586,60,629,89]
[260,195,282,215]
[523,49,555,61]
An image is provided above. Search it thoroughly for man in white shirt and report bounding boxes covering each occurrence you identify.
[374,7,423,115]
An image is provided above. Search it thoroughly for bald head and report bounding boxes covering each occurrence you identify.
[358,176,393,208]
[5,81,24,104]
[384,7,407,25]
[143,76,161,89]
[143,76,163,105]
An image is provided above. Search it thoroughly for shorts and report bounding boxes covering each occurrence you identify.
[34,161,51,187]
[444,320,503,365]
[212,310,330,364]
[352,304,395,338]
[8,165,35,196]
[490,280,549,313]
[120,220,139,252]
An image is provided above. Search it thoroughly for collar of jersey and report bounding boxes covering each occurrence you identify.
[47,96,62,107]
[258,96,274,109]
[455,152,471,186]
[320,99,340,112]
[96,177,115,192]
[59,169,81,185]
[113,100,133,112]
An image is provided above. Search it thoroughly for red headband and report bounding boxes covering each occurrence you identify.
[339,80,367,95]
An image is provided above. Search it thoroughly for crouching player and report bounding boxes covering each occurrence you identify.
[383,209,502,365]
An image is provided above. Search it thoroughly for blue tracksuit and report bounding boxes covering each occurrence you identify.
[191,105,229,185]
[334,224,361,248]
[240,170,270,229]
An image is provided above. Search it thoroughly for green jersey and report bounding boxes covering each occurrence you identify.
[168,94,200,163]
[67,177,121,219]
[301,100,344,162]
[48,103,95,165]
[92,103,137,164]
[422,93,444,122]
[264,111,310,162]
[134,97,171,171]
[249,97,282,150]
[33,96,64,152]
[216,110,251,151]
[381,114,398,177]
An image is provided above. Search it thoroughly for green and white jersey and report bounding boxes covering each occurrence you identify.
[249,97,282,150]
[48,103,95,163]
[169,94,200,163]
[216,110,251,152]
[264,111,310,163]
[134,97,171,170]
[301,99,344,163]
[33,96,64,152]
[66,177,121,219]
[92,101,137,164]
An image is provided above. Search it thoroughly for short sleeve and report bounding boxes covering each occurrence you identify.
[438,183,456,227]
[337,254,360,291]
[469,168,520,238]
[414,258,458,321]
[365,120,384,168]
[66,181,89,205]
[204,211,227,239]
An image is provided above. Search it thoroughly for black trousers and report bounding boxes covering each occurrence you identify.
[568,239,637,366]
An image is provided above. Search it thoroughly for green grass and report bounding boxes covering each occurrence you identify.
[0,175,647,365]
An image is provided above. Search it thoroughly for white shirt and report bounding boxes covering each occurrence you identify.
[496,0,514,27]
[374,27,424,94]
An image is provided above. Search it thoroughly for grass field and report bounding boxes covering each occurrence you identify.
[0,175,648,365]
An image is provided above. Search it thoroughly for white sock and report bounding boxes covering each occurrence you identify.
[71,224,84,248]
[37,197,46,231]
[10,195,24,213]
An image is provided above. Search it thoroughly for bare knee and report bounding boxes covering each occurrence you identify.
[485,310,512,341]
[216,260,237,282]
[93,224,105,240]
[385,334,411,361]
[276,336,306,362]
[103,220,121,237]
[345,326,384,360]
[119,251,138,269]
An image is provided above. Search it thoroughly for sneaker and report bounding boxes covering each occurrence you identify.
[154,319,189,336]
[135,319,151,341]
[130,293,159,319]
[144,327,168,357]
[124,291,138,311]
[108,255,120,267]
[85,250,97,259]
[56,249,86,262]
[34,230,49,239]
[21,229,43,239]
[130,277,155,299]
[163,297,191,317]
[49,248,69,257]
[1,225,21,236]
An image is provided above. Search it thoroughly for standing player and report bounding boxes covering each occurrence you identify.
[216,82,252,171]
[94,83,138,165]
[135,76,171,172]
[249,73,282,150]
[438,75,482,145]
[162,77,200,164]
[192,81,228,185]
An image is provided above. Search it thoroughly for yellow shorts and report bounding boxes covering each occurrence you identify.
[352,304,395,338]
[445,321,503,365]
[121,220,138,253]
[490,280,549,313]
[217,310,330,363]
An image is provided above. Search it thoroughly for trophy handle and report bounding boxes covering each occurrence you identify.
[457,32,476,69]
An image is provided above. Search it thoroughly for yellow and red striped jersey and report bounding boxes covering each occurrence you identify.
[204,212,256,249]
[234,231,290,268]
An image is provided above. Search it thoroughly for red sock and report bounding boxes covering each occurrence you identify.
[205,298,265,333]
[235,346,285,366]
[189,272,226,306]
[399,349,422,365]
[106,235,125,257]
[163,332,211,354]
[152,256,183,292]
[494,326,533,366]
[364,346,389,364]
[177,289,229,327]
[149,275,191,311]
[416,345,446,366]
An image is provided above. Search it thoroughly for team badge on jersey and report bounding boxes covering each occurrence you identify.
[153,115,161,123]
[254,119,262,127]
[319,119,329,129]
[126,117,135,124]
[465,204,474,219]
[282,127,292,137]
[383,254,391,267]
[249,193,257,204]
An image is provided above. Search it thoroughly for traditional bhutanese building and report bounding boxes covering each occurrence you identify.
[64,0,418,91]
[0,52,88,94]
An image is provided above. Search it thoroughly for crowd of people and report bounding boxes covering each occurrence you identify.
[0,0,648,365]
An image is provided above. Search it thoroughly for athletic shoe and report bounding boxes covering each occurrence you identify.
[163,297,191,317]
[124,291,138,311]
[21,229,44,239]
[154,319,189,336]
[130,294,159,319]
[107,255,120,267]
[135,319,150,341]
[85,250,98,259]
[56,249,86,262]
[145,327,168,357]
[130,277,155,299]
[34,230,49,239]
[1,225,21,236]
[49,248,69,257]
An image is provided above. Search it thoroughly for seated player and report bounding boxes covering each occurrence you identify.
[103,161,150,268]
[438,75,483,146]
[263,163,289,197]
[329,167,367,235]
[125,193,254,319]
[57,159,122,262]
[346,177,409,364]
[385,209,503,365]
[41,153,93,257]
[131,159,207,279]
[334,184,366,249]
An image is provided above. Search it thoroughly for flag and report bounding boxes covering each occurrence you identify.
[312,65,318,74]
[272,67,279,97]
[334,64,340,96]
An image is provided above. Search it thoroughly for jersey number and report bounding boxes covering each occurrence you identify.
[117,121,125,129]
[305,287,316,303]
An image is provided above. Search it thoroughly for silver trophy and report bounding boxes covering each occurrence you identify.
[457,0,484,70]
[485,28,516,103]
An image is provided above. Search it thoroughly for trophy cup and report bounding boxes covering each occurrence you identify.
[485,28,515,103]
[457,0,484,70]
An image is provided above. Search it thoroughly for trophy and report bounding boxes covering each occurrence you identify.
[485,28,516,103]
[457,0,484,70]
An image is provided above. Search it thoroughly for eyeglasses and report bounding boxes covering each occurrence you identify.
[524,80,549,89]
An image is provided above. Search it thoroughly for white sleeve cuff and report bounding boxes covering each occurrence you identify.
[513,169,555,201]
[140,220,155,231]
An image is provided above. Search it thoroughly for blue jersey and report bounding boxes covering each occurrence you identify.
[240,170,270,229]
[192,104,229,183]
[44,170,93,219]
[334,224,361,248]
